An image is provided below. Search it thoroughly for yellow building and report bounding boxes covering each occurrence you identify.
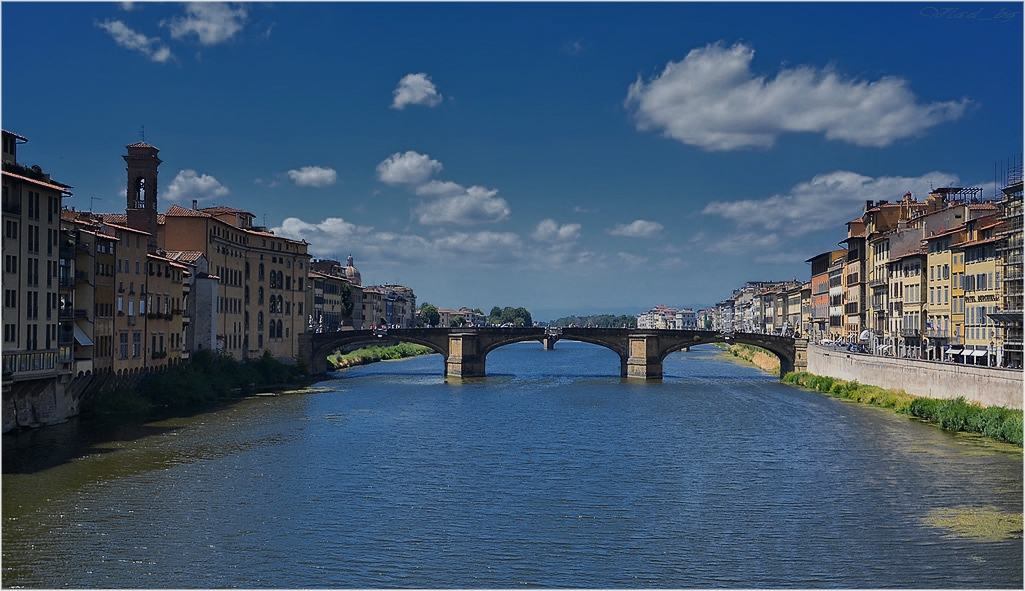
[958,215,1005,366]
[924,228,960,359]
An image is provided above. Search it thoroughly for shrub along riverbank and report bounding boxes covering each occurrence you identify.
[329,343,435,369]
[725,343,781,376]
[783,371,1023,446]
[82,350,310,416]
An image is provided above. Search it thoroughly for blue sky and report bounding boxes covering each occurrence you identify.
[4,2,1022,320]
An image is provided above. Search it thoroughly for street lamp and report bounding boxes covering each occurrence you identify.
[990,340,995,367]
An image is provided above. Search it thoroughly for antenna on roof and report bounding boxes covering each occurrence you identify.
[89,195,100,212]
[139,125,145,142]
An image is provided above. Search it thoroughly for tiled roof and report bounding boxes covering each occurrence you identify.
[202,205,253,215]
[164,204,211,217]
[1,170,73,193]
[164,250,205,264]
[3,129,27,141]
[126,141,157,149]
[98,220,150,235]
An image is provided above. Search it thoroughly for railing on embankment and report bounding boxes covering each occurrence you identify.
[806,345,1023,410]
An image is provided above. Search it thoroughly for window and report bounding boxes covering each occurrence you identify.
[132,331,141,357]
[119,332,129,359]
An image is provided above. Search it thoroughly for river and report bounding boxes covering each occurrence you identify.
[3,342,1022,588]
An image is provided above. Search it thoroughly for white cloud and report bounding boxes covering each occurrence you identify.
[273,218,520,265]
[532,219,581,243]
[702,170,960,235]
[164,169,230,202]
[617,252,649,266]
[608,220,664,238]
[287,166,337,188]
[166,2,247,46]
[625,41,969,151]
[415,180,465,197]
[413,186,510,225]
[97,19,174,63]
[376,151,443,186]
[391,73,443,110]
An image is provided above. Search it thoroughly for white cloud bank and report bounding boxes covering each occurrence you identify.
[165,2,247,45]
[608,220,664,238]
[702,169,960,236]
[376,151,443,186]
[164,169,230,202]
[532,219,581,243]
[391,73,443,110]
[97,19,174,63]
[625,42,969,151]
[287,166,337,188]
[376,151,510,225]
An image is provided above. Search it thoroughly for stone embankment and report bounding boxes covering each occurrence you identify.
[807,344,1022,410]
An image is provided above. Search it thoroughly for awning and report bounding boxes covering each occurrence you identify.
[970,350,989,357]
[73,324,94,346]
[945,347,963,355]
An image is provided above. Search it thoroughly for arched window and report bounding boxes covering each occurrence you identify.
[269,320,276,339]
[258,287,264,306]
[277,320,283,339]
[278,295,284,313]
[258,263,265,281]
[258,311,264,331]
[270,297,277,314]
[269,271,277,289]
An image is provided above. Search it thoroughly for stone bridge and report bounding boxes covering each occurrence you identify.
[299,328,805,380]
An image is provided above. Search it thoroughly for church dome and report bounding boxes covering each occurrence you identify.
[344,255,361,286]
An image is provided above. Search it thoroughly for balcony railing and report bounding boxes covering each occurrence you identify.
[901,328,921,337]
[868,277,887,288]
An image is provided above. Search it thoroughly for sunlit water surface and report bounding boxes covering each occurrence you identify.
[3,342,1022,588]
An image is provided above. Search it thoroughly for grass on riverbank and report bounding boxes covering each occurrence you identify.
[328,343,435,369]
[82,350,309,416]
[783,371,1023,446]
[725,344,781,376]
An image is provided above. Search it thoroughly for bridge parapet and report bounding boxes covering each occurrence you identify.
[299,327,799,381]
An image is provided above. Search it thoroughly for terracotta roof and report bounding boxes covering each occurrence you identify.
[1,170,73,194]
[126,141,158,149]
[164,204,211,217]
[926,226,963,239]
[202,205,253,215]
[968,203,998,210]
[890,249,927,262]
[164,250,205,264]
[99,220,150,235]
[3,129,27,141]
[958,236,1000,248]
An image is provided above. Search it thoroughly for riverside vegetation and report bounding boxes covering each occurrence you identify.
[719,344,1022,446]
[82,349,309,416]
[329,343,435,369]
[783,371,1023,447]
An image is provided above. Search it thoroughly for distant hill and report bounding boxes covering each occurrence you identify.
[548,314,637,328]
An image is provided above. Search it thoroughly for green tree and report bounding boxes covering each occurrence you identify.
[339,283,354,320]
[419,303,441,327]
[451,315,465,327]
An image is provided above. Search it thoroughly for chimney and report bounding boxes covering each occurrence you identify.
[192,199,198,210]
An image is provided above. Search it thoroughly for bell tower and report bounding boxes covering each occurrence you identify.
[124,141,161,253]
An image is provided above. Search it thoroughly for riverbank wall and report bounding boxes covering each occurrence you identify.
[806,344,1023,410]
[2,371,152,433]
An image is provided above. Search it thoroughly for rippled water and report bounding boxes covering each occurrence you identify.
[3,342,1022,588]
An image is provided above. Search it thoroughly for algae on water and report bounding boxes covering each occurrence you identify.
[922,506,1023,541]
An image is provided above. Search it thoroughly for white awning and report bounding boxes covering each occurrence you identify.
[945,347,963,355]
[73,324,94,346]
[970,350,989,357]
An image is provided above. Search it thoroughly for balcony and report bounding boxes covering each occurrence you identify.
[74,309,88,319]
[868,277,887,288]
[58,307,75,320]
[900,328,921,338]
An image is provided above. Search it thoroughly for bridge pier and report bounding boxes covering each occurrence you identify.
[542,336,558,350]
[624,333,662,379]
[446,332,486,378]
